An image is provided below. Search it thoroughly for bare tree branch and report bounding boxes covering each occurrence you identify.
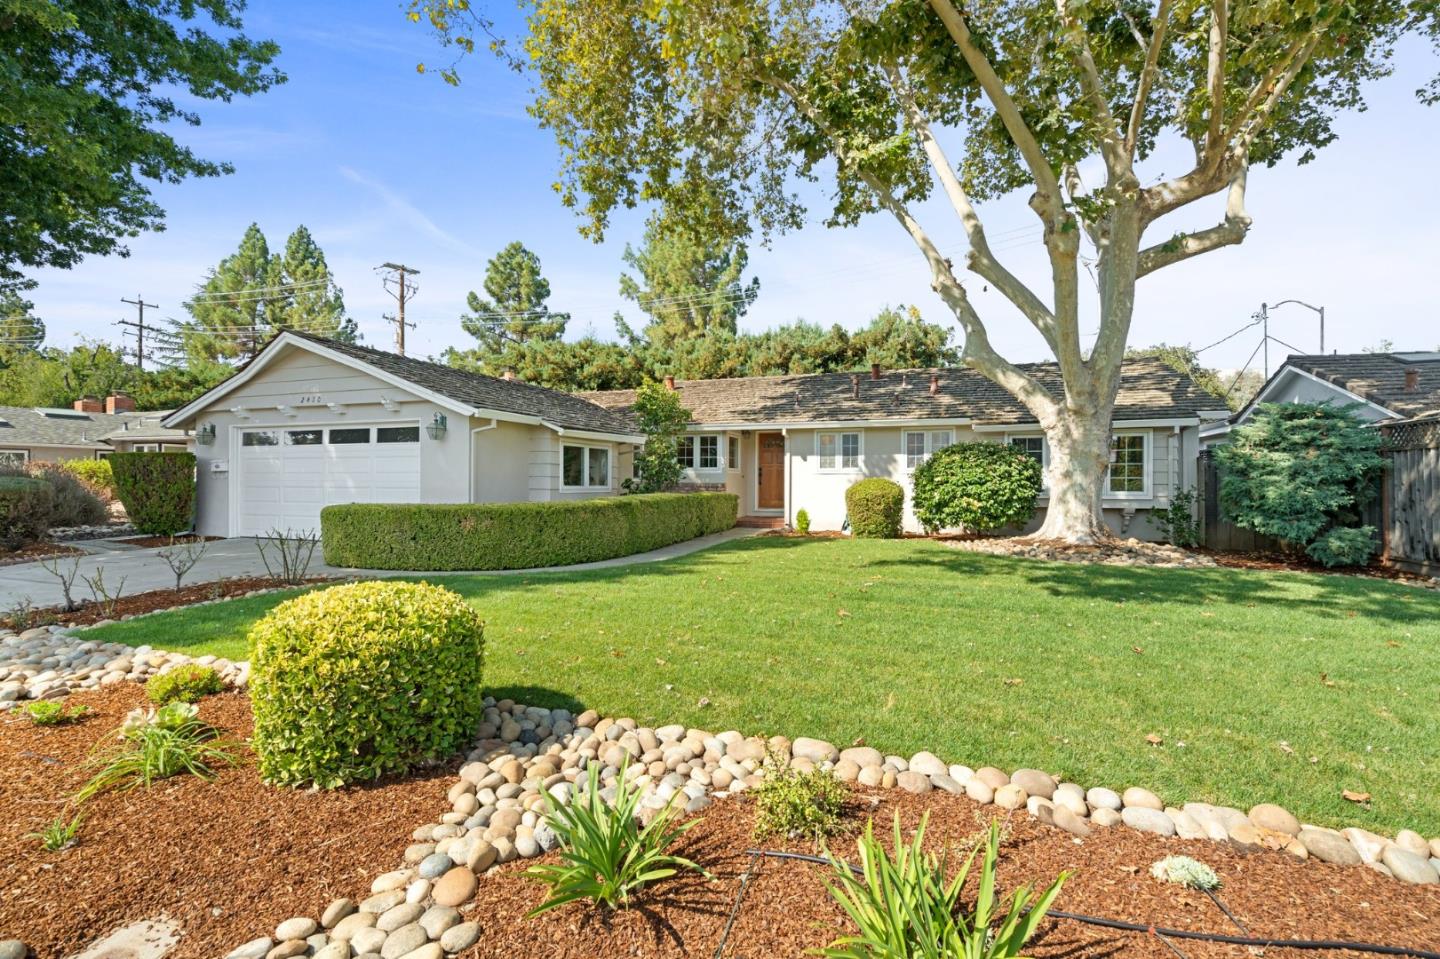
[1055,0,1130,177]
[1204,0,1228,155]
[1136,165,1250,276]
[1126,0,1174,157]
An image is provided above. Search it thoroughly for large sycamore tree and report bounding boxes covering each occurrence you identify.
[414,0,1436,542]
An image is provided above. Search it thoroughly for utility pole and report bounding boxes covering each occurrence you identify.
[376,262,420,355]
[118,294,159,370]
[1265,299,1327,358]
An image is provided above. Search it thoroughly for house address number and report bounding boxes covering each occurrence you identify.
[298,393,324,405]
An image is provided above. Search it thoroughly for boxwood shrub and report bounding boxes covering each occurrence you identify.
[911,442,1042,533]
[60,458,117,503]
[320,492,738,571]
[0,476,53,550]
[110,452,196,535]
[249,581,486,787]
[845,478,904,538]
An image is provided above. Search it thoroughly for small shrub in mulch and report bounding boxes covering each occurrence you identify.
[146,664,224,705]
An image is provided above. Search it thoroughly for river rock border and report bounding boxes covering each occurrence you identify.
[945,536,1217,568]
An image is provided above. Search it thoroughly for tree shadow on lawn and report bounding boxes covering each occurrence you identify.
[483,684,588,715]
[860,546,1439,626]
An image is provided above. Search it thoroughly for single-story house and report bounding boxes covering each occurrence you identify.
[1201,350,1440,445]
[165,330,1226,539]
[0,395,191,470]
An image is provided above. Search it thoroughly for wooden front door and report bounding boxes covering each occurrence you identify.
[757,432,785,509]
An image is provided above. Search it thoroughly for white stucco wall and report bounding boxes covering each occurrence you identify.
[0,445,102,464]
[528,430,624,501]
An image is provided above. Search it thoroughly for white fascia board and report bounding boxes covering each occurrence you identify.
[544,422,646,445]
[972,416,1200,433]
[163,332,479,427]
[1236,366,1395,425]
[686,417,972,431]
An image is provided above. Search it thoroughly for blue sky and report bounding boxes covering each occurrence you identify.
[26,3,1440,381]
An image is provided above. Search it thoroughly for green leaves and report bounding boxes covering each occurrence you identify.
[110,452,196,537]
[629,380,693,493]
[526,757,711,914]
[846,479,906,539]
[911,442,1042,534]
[818,816,1068,959]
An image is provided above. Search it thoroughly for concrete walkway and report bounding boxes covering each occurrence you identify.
[0,527,763,610]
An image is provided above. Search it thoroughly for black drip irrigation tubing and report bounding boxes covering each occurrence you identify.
[741,848,1440,959]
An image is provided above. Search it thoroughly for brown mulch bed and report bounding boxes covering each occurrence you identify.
[4,688,1438,958]
[113,534,223,548]
[1200,548,1439,587]
[1,576,335,630]
[0,683,457,959]
[0,542,85,569]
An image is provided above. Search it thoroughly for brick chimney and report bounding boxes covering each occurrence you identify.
[501,370,516,382]
[870,362,881,380]
[1405,367,1420,391]
[73,396,102,413]
[105,393,136,414]
[663,375,676,391]
[929,373,939,396]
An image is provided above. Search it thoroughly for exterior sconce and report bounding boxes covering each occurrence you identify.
[196,423,216,446]
[426,412,448,440]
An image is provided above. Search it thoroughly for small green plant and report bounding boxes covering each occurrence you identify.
[795,509,812,534]
[22,700,91,726]
[526,758,710,914]
[818,816,1067,959]
[1305,525,1377,568]
[846,478,904,538]
[146,663,223,704]
[27,813,82,852]
[1151,487,1201,548]
[1150,855,1221,891]
[78,701,234,803]
[753,752,848,842]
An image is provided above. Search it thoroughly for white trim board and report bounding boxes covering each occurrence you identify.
[1234,366,1396,424]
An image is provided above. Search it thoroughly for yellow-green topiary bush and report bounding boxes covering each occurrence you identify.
[249,581,485,788]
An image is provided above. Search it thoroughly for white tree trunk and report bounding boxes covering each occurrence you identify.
[1031,403,1116,543]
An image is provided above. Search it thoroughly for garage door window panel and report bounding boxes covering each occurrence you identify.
[377,426,419,443]
[328,428,371,444]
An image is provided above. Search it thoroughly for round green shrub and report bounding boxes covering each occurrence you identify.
[146,663,224,704]
[0,476,53,550]
[1305,525,1377,568]
[249,581,486,787]
[911,442,1042,533]
[60,458,117,503]
[795,508,811,534]
[845,478,904,539]
[110,451,196,535]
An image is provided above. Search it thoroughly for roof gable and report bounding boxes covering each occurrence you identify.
[0,406,166,449]
[1239,352,1440,422]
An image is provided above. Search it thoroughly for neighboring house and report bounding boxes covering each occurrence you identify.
[163,331,645,537]
[163,331,1225,539]
[584,361,1228,538]
[0,395,191,470]
[1201,351,1440,445]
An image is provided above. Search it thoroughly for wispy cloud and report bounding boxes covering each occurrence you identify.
[337,166,482,258]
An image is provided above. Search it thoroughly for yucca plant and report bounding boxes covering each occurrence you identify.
[27,813,82,852]
[77,701,235,803]
[526,758,710,915]
[817,815,1067,959]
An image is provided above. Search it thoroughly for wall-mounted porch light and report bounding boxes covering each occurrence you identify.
[426,412,448,440]
[196,423,216,446]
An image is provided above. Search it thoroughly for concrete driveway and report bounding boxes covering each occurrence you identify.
[0,528,761,611]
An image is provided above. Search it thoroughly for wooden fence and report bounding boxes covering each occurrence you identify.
[1381,417,1440,577]
[1196,448,1288,553]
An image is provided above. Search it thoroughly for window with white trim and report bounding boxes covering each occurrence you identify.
[727,436,740,472]
[905,430,954,469]
[0,449,27,470]
[1107,433,1149,496]
[563,444,611,489]
[698,435,719,469]
[1007,435,1048,486]
[676,436,695,468]
[818,431,862,470]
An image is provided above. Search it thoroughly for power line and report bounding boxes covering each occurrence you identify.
[117,293,159,371]
[188,278,330,302]
[377,262,420,355]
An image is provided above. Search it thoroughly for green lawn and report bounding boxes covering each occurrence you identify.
[86,537,1440,834]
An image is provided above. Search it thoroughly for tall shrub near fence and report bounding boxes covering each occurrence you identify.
[110,452,197,536]
[321,492,738,571]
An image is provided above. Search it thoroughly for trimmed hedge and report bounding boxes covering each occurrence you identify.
[321,492,739,571]
[845,478,904,538]
[111,452,196,535]
[0,477,53,550]
[249,581,486,787]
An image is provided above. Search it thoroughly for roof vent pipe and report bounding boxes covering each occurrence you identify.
[1405,367,1420,391]
[501,369,516,382]
[851,374,860,399]
[929,374,939,396]
[664,375,676,391]
[870,362,881,380]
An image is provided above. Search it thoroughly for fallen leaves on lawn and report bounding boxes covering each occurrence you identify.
[1131,646,1144,655]
[1003,677,1024,687]
[1278,741,1295,755]
[1342,789,1372,805]
[1145,733,1163,746]
[1320,672,1336,687]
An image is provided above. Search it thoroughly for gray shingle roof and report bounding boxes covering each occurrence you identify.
[287,331,641,436]
[581,357,1220,427]
[1277,352,1440,419]
[0,406,152,450]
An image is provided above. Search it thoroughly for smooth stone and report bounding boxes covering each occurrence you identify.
[227,939,274,959]
[857,765,885,788]
[349,929,387,957]
[379,925,427,959]
[1299,829,1362,866]
[975,767,1009,790]
[417,853,453,880]
[322,900,357,930]
[908,752,948,778]
[1121,806,1175,836]
[1167,808,1206,840]
[1091,808,1122,827]
[432,867,478,907]
[839,746,884,768]
[1181,803,1233,842]
[464,840,497,872]
[1010,769,1055,799]
[361,891,406,914]
[1051,805,1091,838]
[396,945,442,959]
[1396,829,1430,856]
[267,943,308,959]
[1122,787,1163,810]
[1248,803,1301,836]
[314,944,351,959]
[1086,787,1122,812]
[994,784,1027,810]
[1431,838,1440,860]
[1382,845,1440,885]
[1052,790,1088,818]
[275,919,319,942]
[930,773,963,794]
[833,758,860,782]
[1343,827,1392,864]
[439,923,481,953]
[377,903,424,933]
[947,765,974,785]
[419,906,460,940]
[792,737,839,763]
[896,770,931,794]
[1228,822,1264,853]
[965,778,995,804]
[331,914,378,941]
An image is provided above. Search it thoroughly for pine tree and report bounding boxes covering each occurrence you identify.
[171,223,281,363]
[0,291,44,366]
[618,214,759,347]
[450,242,568,376]
[273,226,354,341]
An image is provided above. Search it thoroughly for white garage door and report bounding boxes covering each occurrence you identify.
[236,423,422,536]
